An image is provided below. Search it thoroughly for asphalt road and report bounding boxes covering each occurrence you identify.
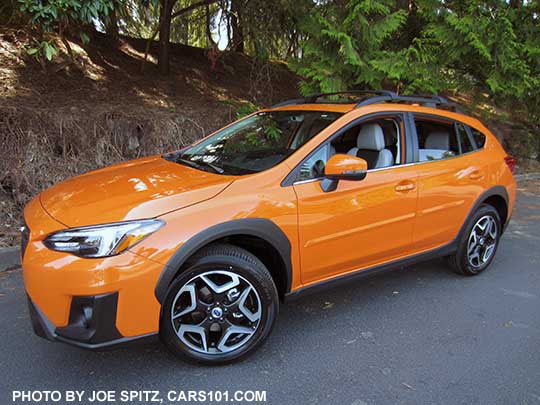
[1,181,539,405]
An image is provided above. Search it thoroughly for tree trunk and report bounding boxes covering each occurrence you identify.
[149,0,216,74]
[106,7,119,39]
[158,0,176,75]
[230,0,244,53]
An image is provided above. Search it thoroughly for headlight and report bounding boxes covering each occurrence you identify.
[43,219,164,258]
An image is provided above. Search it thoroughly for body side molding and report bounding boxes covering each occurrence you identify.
[286,241,457,301]
[154,218,293,303]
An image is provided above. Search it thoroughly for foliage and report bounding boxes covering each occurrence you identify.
[18,0,115,30]
[415,2,539,102]
[235,102,259,119]
[27,39,58,61]
[292,0,540,119]
[18,0,116,60]
[291,0,407,94]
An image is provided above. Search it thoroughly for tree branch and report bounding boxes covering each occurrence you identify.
[171,0,219,20]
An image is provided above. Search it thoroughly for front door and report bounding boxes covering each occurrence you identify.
[292,114,418,286]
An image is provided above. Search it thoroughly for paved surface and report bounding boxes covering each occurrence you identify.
[0,247,20,272]
[1,181,539,405]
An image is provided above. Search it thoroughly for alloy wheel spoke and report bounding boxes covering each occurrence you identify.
[486,218,497,239]
[469,251,480,266]
[201,273,240,294]
[172,282,197,319]
[176,324,208,352]
[193,292,211,309]
[476,218,488,233]
[237,286,261,323]
[483,243,496,262]
[468,231,478,255]
[217,324,256,353]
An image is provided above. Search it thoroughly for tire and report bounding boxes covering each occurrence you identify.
[160,243,279,364]
[446,204,501,276]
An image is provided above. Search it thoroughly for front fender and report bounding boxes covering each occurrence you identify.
[153,218,292,303]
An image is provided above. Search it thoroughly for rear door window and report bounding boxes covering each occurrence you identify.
[413,117,459,162]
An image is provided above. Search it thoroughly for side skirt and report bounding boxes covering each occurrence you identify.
[284,241,457,302]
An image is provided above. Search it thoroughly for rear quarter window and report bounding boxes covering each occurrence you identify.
[456,123,475,153]
[470,127,486,148]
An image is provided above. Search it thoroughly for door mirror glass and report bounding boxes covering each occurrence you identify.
[321,154,367,192]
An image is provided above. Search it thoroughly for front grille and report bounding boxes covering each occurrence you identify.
[20,222,29,258]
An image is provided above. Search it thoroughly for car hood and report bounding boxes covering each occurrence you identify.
[39,155,235,227]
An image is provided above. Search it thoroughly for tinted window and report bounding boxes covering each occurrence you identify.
[414,118,459,161]
[165,111,342,175]
[457,123,474,153]
[470,128,486,148]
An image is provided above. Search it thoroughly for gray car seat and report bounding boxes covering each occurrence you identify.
[419,131,452,161]
[347,123,394,169]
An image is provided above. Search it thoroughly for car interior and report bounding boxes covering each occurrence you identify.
[415,119,459,161]
[334,122,397,169]
[298,117,402,181]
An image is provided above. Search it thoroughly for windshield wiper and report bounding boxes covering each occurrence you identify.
[176,157,224,174]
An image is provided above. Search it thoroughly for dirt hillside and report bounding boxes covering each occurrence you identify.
[0,28,300,247]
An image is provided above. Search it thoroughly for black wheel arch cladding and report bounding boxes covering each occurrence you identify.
[457,185,509,241]
[154,218,292,304]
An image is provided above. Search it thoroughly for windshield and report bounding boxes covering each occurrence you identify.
[164,110,342,175]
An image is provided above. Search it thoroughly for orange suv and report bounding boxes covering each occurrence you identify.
[22,91,516,364]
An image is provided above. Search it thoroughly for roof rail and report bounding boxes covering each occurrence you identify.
[271,90,463,113]
[356,93,463,113]
[305,90,397,103]
[271,90,397,108]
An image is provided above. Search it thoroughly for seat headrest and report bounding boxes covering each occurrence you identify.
[357,124,385,151]
[425,131,450,150]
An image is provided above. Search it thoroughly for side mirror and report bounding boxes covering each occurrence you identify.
[321,154,368,192]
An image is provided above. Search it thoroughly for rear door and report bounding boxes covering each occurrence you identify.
[410,113,489,251]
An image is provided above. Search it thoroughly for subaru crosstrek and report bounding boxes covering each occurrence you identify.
[22,91,517,364]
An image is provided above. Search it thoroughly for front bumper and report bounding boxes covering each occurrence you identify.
[27,293,156,349]
[22,196,166,347]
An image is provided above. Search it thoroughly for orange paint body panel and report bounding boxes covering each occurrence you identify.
[294,163,419,285]
[39,155,235,227]
[21,101,517,347]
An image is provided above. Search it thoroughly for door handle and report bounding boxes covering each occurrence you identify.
[469,170,484,181]
[395,180,416,192]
